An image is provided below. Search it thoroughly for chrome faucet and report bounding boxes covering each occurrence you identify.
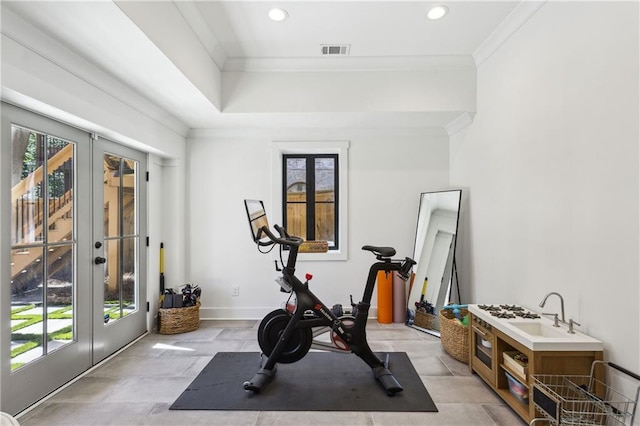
[541,312,560,327]
[568,318,581,334]
[539,292,565,324]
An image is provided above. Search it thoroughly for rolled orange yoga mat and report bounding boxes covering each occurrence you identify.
[377,270,393,324]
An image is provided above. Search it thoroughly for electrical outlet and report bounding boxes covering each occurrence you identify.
[232,285,240,296]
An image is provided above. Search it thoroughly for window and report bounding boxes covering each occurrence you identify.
[283,154,338,249]
[271,141,349,261]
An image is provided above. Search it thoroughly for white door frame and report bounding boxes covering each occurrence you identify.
[1,103,148,415]
[1,103,92,415]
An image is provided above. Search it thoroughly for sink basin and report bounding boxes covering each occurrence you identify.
[509,322,568,338]
[504,319,603,350]
[468,305,604,351]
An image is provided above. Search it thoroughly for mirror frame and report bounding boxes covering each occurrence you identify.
[407,189,462,337]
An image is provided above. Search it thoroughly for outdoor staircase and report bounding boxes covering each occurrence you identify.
[12,145,136,283]
[11,216,73,280]
[11,145,74,281]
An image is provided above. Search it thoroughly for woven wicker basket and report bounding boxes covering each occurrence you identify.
[158,301,200,335]
[439,308,469,363]
[414,310,436,329]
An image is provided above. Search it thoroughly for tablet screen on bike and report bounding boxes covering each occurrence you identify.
[244,199,270,242]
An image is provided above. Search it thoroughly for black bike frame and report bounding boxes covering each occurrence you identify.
[271,237,407,371]
[246,223,413,395]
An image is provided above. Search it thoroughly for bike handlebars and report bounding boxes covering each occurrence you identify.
[258,224,415,281]
[258,224,303,248]
[398,257,417,281]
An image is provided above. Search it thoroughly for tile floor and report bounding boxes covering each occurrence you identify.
[16,320,525,425]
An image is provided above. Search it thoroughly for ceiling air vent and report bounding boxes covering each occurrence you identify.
[320,44,351,56]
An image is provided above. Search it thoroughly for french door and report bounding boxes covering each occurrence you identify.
[92,139,147,363]
[1,103,147,415]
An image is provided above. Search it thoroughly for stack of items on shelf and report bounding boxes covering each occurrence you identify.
[503,351,529,404]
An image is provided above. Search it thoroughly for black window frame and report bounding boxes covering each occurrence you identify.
[282,153,339,250]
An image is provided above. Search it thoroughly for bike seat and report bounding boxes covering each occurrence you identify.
[362,245,396,258]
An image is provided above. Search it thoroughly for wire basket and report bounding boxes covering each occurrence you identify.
[531,361,640,425]
[414,310,436,329]
[439,308,469,363]
[158,300,200,334]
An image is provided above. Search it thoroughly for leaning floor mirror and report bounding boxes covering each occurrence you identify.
[407,190,462,337]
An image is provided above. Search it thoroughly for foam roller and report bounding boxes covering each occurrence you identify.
[377,271,393,324]
[392,272,407,323]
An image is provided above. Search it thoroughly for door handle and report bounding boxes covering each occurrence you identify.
[94,256,106,265]
[472,325,487,338]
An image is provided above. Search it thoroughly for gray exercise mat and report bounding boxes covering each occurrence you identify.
[170,351,438,412]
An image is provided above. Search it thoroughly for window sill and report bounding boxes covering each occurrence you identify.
[297,250,347,261]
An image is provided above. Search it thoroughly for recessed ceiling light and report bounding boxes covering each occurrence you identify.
[268,7,289,22]
[427,5,449,20]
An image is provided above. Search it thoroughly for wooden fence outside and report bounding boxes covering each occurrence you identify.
[286,190,335,243]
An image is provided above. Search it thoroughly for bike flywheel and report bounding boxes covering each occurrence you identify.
[257,309,312,363]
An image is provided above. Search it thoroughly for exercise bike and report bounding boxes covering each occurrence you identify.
[243,199,416,396]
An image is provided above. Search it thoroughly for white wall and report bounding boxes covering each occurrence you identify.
[147,155,188,331]
[187,128,450,319]
[222,68,475,113]
[1,17,189,333]
[451,1,639,372]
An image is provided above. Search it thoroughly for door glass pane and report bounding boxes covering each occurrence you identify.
[46,136,74,243]
[103,155,121,238]
[11,127,44,245]
[11,247,44,371]
[121,237,136,315]
[121,160,136,237]
[102,154,138,325]
[103,239,120,323]
[46,243,74,353]
[10,125,76,371]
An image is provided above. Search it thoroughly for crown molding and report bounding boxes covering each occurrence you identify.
[473,0,548,67]
[172,0,227,69]
[223,55,475,73]
[445,112,476,136]
[187,125,448,141]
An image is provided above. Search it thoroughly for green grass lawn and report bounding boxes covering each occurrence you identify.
[10,302,132,370]
[11,304,73,370]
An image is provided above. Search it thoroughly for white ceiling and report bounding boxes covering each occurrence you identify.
[3,1,523,131]
[194,1,518,60]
